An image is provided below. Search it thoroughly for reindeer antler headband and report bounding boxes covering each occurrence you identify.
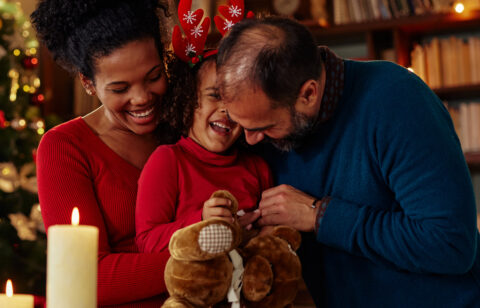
[214,0,254,36]
[172,0,253,67]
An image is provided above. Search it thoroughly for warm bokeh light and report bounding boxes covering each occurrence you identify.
[33,78,41,88]
[71,207,80,226]
[8,69,19,79]
[454,2,465,13]
[6,279,13,297]
[2,167,10,176]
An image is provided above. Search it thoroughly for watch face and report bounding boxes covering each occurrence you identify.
[273,0,300,15]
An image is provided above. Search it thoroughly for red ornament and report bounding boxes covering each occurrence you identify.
[246,11,255,19]
[31,93,45,105]
[0,110,5,128]
[22,56,39,69]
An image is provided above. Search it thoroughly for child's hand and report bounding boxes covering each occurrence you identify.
[202,196,234,222]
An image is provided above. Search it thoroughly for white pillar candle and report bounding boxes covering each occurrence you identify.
[0,280,34,308]
[47,207,98,308]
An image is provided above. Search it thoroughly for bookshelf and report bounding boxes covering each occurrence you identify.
[299,4,480,169]
[304,9,480,65]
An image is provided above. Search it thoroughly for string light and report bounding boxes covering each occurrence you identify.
[8,69,19,102]
[2,166,11,176]
[454,2,465,13]
[13,49,20,56]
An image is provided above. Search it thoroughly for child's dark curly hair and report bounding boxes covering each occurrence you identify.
[31,0,168,81]
[164,54,217,136]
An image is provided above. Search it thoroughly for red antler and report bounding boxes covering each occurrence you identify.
[214,0,248,36]
[172,0,211,64]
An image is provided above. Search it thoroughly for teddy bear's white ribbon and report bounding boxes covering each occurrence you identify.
[227,249,244,308]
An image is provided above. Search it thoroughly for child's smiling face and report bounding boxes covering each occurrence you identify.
[188,60,242,153]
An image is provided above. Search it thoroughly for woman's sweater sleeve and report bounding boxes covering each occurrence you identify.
[36,130,170,306]
[135,147,202,253]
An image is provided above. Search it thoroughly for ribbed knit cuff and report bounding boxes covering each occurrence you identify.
[314,196,332,234]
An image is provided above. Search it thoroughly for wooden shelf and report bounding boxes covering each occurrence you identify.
[303,9,480,38]
[434,84,480,101]
[465,152,480,171]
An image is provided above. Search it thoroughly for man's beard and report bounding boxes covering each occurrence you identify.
[263,109,317,152]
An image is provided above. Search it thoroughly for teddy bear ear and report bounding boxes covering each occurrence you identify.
[210,190,239,214]
[169,218,240,261]
[271,226,302,251]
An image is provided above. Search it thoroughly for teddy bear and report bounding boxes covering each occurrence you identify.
[162,190,302,308]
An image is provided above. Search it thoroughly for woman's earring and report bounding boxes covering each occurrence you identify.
[86,89,95,96]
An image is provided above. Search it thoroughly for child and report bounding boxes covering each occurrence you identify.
[135,52,273,253]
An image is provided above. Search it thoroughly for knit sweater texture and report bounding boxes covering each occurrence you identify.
[260,59,480,307]
[37,117,170,307]
[135,136,272,253]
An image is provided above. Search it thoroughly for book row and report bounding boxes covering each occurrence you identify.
[410,36,480,89]
[333,0,480,25]
[448,102,480,153]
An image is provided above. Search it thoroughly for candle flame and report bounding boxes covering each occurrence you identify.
[6,279,13,297]
[71,207,80,226]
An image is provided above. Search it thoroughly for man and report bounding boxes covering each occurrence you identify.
[216,17,480,307]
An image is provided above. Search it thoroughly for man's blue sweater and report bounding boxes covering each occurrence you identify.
[261,60,480,307]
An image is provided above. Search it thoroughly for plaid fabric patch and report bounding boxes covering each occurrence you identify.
[198,223,233,254]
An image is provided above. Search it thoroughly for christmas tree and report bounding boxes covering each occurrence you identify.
[0,0,47,296]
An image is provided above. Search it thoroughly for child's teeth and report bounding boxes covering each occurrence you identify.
[212,122,229,129]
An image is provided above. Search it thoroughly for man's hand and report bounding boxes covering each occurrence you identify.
[257,184,319,232]
[202,197,234,222]
[237,209,261,230]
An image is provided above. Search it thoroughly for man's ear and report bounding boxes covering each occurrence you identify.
[79,73,96,96]
[294,79,319,116]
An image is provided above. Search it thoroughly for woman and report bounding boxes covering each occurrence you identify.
[32,0,182,306]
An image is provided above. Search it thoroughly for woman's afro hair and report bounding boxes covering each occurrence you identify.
[31,0,168,79]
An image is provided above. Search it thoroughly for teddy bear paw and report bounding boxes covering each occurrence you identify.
[169,218,240,261]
